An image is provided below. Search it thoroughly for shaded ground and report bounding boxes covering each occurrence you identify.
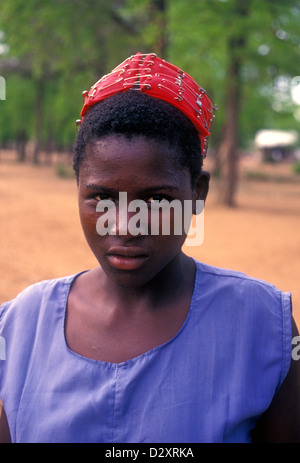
[1,152,299,325]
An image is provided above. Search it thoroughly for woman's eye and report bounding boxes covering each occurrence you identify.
[94,194,113,202]
[147,195,170,203]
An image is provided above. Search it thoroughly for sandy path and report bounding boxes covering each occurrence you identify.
[1,155,299,325]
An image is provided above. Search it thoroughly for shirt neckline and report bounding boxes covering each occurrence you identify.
[61,262,200,367]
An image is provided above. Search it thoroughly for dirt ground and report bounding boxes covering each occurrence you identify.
[0,151,300,325]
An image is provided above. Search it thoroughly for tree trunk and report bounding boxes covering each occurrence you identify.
[217,57,241,207]
[32,77,44,164]
[152,0,168,57]
[16,131,28,162]
[216,0,248,207]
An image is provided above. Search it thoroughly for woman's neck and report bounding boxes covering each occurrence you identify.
[96,252,195,314]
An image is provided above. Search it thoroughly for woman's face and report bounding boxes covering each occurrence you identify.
[78,134,209,288]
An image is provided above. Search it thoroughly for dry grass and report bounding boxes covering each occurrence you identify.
[1,151,300,325]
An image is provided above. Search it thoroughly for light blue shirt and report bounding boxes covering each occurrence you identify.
[0,260,292,443]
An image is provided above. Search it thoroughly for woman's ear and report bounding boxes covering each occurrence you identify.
[194,171,210,200]
[192,171,210,214]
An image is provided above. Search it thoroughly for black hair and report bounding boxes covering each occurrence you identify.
[73,91,202,187]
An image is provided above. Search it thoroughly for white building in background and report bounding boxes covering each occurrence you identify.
[254,129,299,162]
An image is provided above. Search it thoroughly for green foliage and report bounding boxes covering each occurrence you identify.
[0,75,35,142]
[0,0,142,150]
[166,0,300,146]
[292,161,300,174]
[0,0,299,154]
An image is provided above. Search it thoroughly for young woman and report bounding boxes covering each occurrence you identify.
[0,53,299,443]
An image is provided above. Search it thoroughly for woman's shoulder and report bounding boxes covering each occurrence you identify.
[194,259,290,309]
[194,259,278,286]
[193,259,292,345]
[0,273,81,322]
[192,259,293,390]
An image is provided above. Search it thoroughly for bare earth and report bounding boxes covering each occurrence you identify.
[1,152,300,325]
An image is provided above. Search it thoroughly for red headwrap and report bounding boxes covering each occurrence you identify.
[78,52,217,157]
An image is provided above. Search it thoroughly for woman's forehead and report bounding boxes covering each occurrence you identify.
[84,134,180,165]
[80,135,190,184]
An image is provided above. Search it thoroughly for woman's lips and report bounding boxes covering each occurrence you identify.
[106,247,149,270]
